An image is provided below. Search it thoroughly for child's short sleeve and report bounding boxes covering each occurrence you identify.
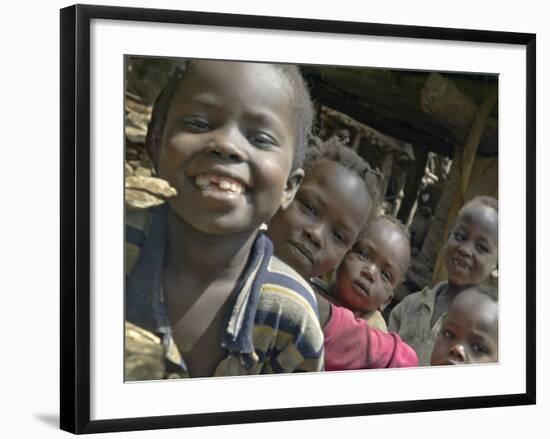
[324,304,418,370]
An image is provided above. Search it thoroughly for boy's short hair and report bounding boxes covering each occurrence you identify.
[459,195,498,216]
[304,136,383,218]
[147,59,314,171]
[356,213,411,279]
[370,213,411,242]
[466,284,499,303]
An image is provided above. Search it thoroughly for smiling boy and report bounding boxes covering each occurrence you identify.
[125,60,324,379]
[388,196,498,366]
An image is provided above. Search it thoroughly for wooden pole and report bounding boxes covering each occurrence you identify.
[430,89,498,285]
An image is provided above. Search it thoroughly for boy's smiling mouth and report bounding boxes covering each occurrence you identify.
[194,173,246,197]
[452,257,471,273]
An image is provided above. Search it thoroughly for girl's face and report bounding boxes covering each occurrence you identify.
[430,289,498,366]
[334,219,410,313]
[268,161,372,279]
[444,204,498,287]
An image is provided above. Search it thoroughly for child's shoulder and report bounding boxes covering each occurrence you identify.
[396,282,447,309]
[262,256,318,310]
[257,256,321,324]
[254,255,324,353]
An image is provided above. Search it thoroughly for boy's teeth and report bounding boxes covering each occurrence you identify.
[195,175,207,187]
[219,180,231,190]
[195,175,244,194]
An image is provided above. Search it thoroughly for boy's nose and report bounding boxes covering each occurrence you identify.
[304,223,323,249]
[207,126,246,162]
[448,343,466,364]
[457,243,473,257]
[360,263,376,282]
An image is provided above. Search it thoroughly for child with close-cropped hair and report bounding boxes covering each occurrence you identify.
[430,284,498,366]
[326,214,411,332]
[389,196,498,366]
[268,136,381,281]
[125,59,324,379]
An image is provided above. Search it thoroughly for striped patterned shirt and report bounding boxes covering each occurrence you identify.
[125,206,324,380]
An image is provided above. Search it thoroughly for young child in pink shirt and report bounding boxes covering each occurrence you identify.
[268,139,418,370]
[326,215,411,332]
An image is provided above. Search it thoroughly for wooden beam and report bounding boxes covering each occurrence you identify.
[421,73,498,156]
[320,106,415,162]
[303,67,498,157]
[307,76,455,156]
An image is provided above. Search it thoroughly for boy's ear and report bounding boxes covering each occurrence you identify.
[145,120,162,172]
[280,168,304,210]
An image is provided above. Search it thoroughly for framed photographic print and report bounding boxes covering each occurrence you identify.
[60,4,536,434]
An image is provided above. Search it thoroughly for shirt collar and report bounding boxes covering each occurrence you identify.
[418,281,447,312]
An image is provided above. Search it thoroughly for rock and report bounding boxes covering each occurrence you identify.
[126,146,139,159]
[125,176,177,198]
[125,98,153,116]
[125,189,166,210]
[139,156,154,170]
[125,176,177,210]
[134,166,153,177]
[125,125,147,144]
[125,322,165,381]
[125,162,134,177]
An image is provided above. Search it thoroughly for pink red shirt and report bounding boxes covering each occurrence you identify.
[324,303,418,371]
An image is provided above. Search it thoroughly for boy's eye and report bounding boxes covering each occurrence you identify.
[249,132,278,149]
[443,329,455,340]
[298,200,317,217]
[381,270,393,283]
[182,116,211,132]
[476,243,490,253]
[453,231,465,241]
[356,249,369,260]
[332,230,346,245]
[472,343,489,355]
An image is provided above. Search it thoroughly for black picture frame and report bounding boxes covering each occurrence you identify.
[60,4,536,434]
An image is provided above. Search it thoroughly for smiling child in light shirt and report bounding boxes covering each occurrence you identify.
[389,196,498,366]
